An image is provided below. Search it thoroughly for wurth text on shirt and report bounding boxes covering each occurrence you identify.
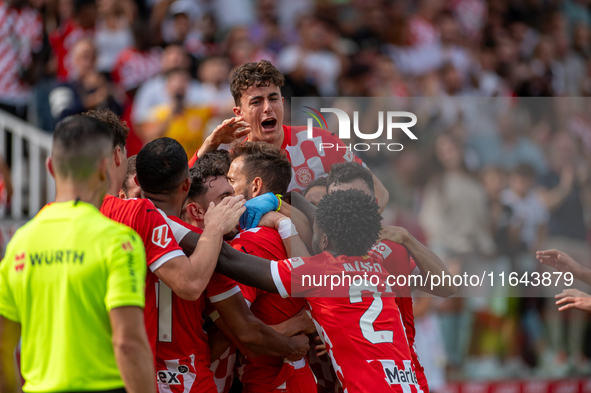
[306,108,417,152]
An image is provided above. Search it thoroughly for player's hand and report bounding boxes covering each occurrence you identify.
[555,289,591,312]
[292,307,316,335]
[240,193,279,230]
[286,334,310,361]
[378,225,409,245]
[259,211,288,230]
[315,337,327,356]
[210,116,251,145]
[204,195,246,234]
[536,249,583,275]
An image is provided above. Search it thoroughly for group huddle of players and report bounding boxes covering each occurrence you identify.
[88,91,456,392]
[17,61,456,393]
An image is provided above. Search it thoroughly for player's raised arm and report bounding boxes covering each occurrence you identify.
[379,225,456,298]
[189,116,251,165]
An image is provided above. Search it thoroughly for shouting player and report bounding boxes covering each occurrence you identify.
[187,60,389,212]
[134,137,311,392]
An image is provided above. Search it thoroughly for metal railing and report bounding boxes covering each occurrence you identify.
[0,109,54,221]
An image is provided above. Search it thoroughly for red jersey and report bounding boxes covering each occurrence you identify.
[100,195,185,358]
[188,125,366,192]
[49,20,93,81]
[371,241,427,391]
[229,227,311,392]
[271,252,423,393]
[158,216,241,393]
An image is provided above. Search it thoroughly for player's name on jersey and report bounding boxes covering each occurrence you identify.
[371,359,418,386]
[342,260,384,273]
[17,250,86,267]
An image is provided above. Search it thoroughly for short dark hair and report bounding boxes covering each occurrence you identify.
[230,60,285,106]
[136,137,188,194]
[302,177,327,198]
[83,109,129,149]
[229,141,291,195]
[187,151,230,201]
[52,115,113,179]
[316,189,382,257]
[326,162,374,195]
[121,155,137,196]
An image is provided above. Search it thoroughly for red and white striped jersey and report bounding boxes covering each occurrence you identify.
[0,0,43,105]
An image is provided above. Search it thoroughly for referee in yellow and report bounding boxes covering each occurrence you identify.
[0,115,156,393]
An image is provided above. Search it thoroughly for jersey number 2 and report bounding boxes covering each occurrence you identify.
[349,283,394,344]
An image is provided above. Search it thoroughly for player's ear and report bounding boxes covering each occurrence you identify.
[233,105,242,117]
[252,177,263,198]
[117,189,127,199]
[46,156,55,178]
[182,177,191,192]
[114,147,122,167]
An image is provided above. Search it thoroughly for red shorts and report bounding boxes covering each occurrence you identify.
[241,366,317,393]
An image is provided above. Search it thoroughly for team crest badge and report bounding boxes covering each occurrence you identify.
[295,167,314,189]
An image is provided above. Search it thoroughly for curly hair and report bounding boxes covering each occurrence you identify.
[230,60,284,106]
[315,189,382,257]
[83,109,129,149]
[229,141,291,195]
[326,162,374,195]
[188,150,231,201]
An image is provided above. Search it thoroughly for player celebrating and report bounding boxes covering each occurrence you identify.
[225,141,317,393]
[187,60,389,211]
[325,162,456,392]
[134,137,311,392]
[83,109,246,364]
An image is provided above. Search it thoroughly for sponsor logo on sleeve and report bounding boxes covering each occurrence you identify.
[152,225,172,248]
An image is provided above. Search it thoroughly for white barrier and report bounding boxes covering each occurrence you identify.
[0,109,54,221]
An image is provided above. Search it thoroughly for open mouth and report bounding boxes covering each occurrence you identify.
[261,118,277,131]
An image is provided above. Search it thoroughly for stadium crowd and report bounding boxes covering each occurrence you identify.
[1,0,591,392]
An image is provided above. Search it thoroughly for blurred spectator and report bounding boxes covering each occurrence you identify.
[131,44,205,128]
[277,15,343,96]
[0,0,44,118]
[49,0,96,81]
[48,38,121,120]
[481,166,513,258]
[249,0,296,54]
[164,0,207,58]
[419,132,495,258]
[500,164,548,254]
[470,110,547,176]
[0,154,13,211]
[225,26,275,67]
[94,0,134,73]
[110,20,161,95]
[196,55,233,113]
[407,0,442,48]
[537,131,591,374]
[140,68,213,157]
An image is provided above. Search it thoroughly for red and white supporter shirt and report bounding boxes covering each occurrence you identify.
[371,241,428,392]
[188,125,366,192]
[156,216,242,393]
[49,19,93,81]
[230,227,313,392]
[100,195,185,359]
[271,251,424,393]
[0,0,43,105]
